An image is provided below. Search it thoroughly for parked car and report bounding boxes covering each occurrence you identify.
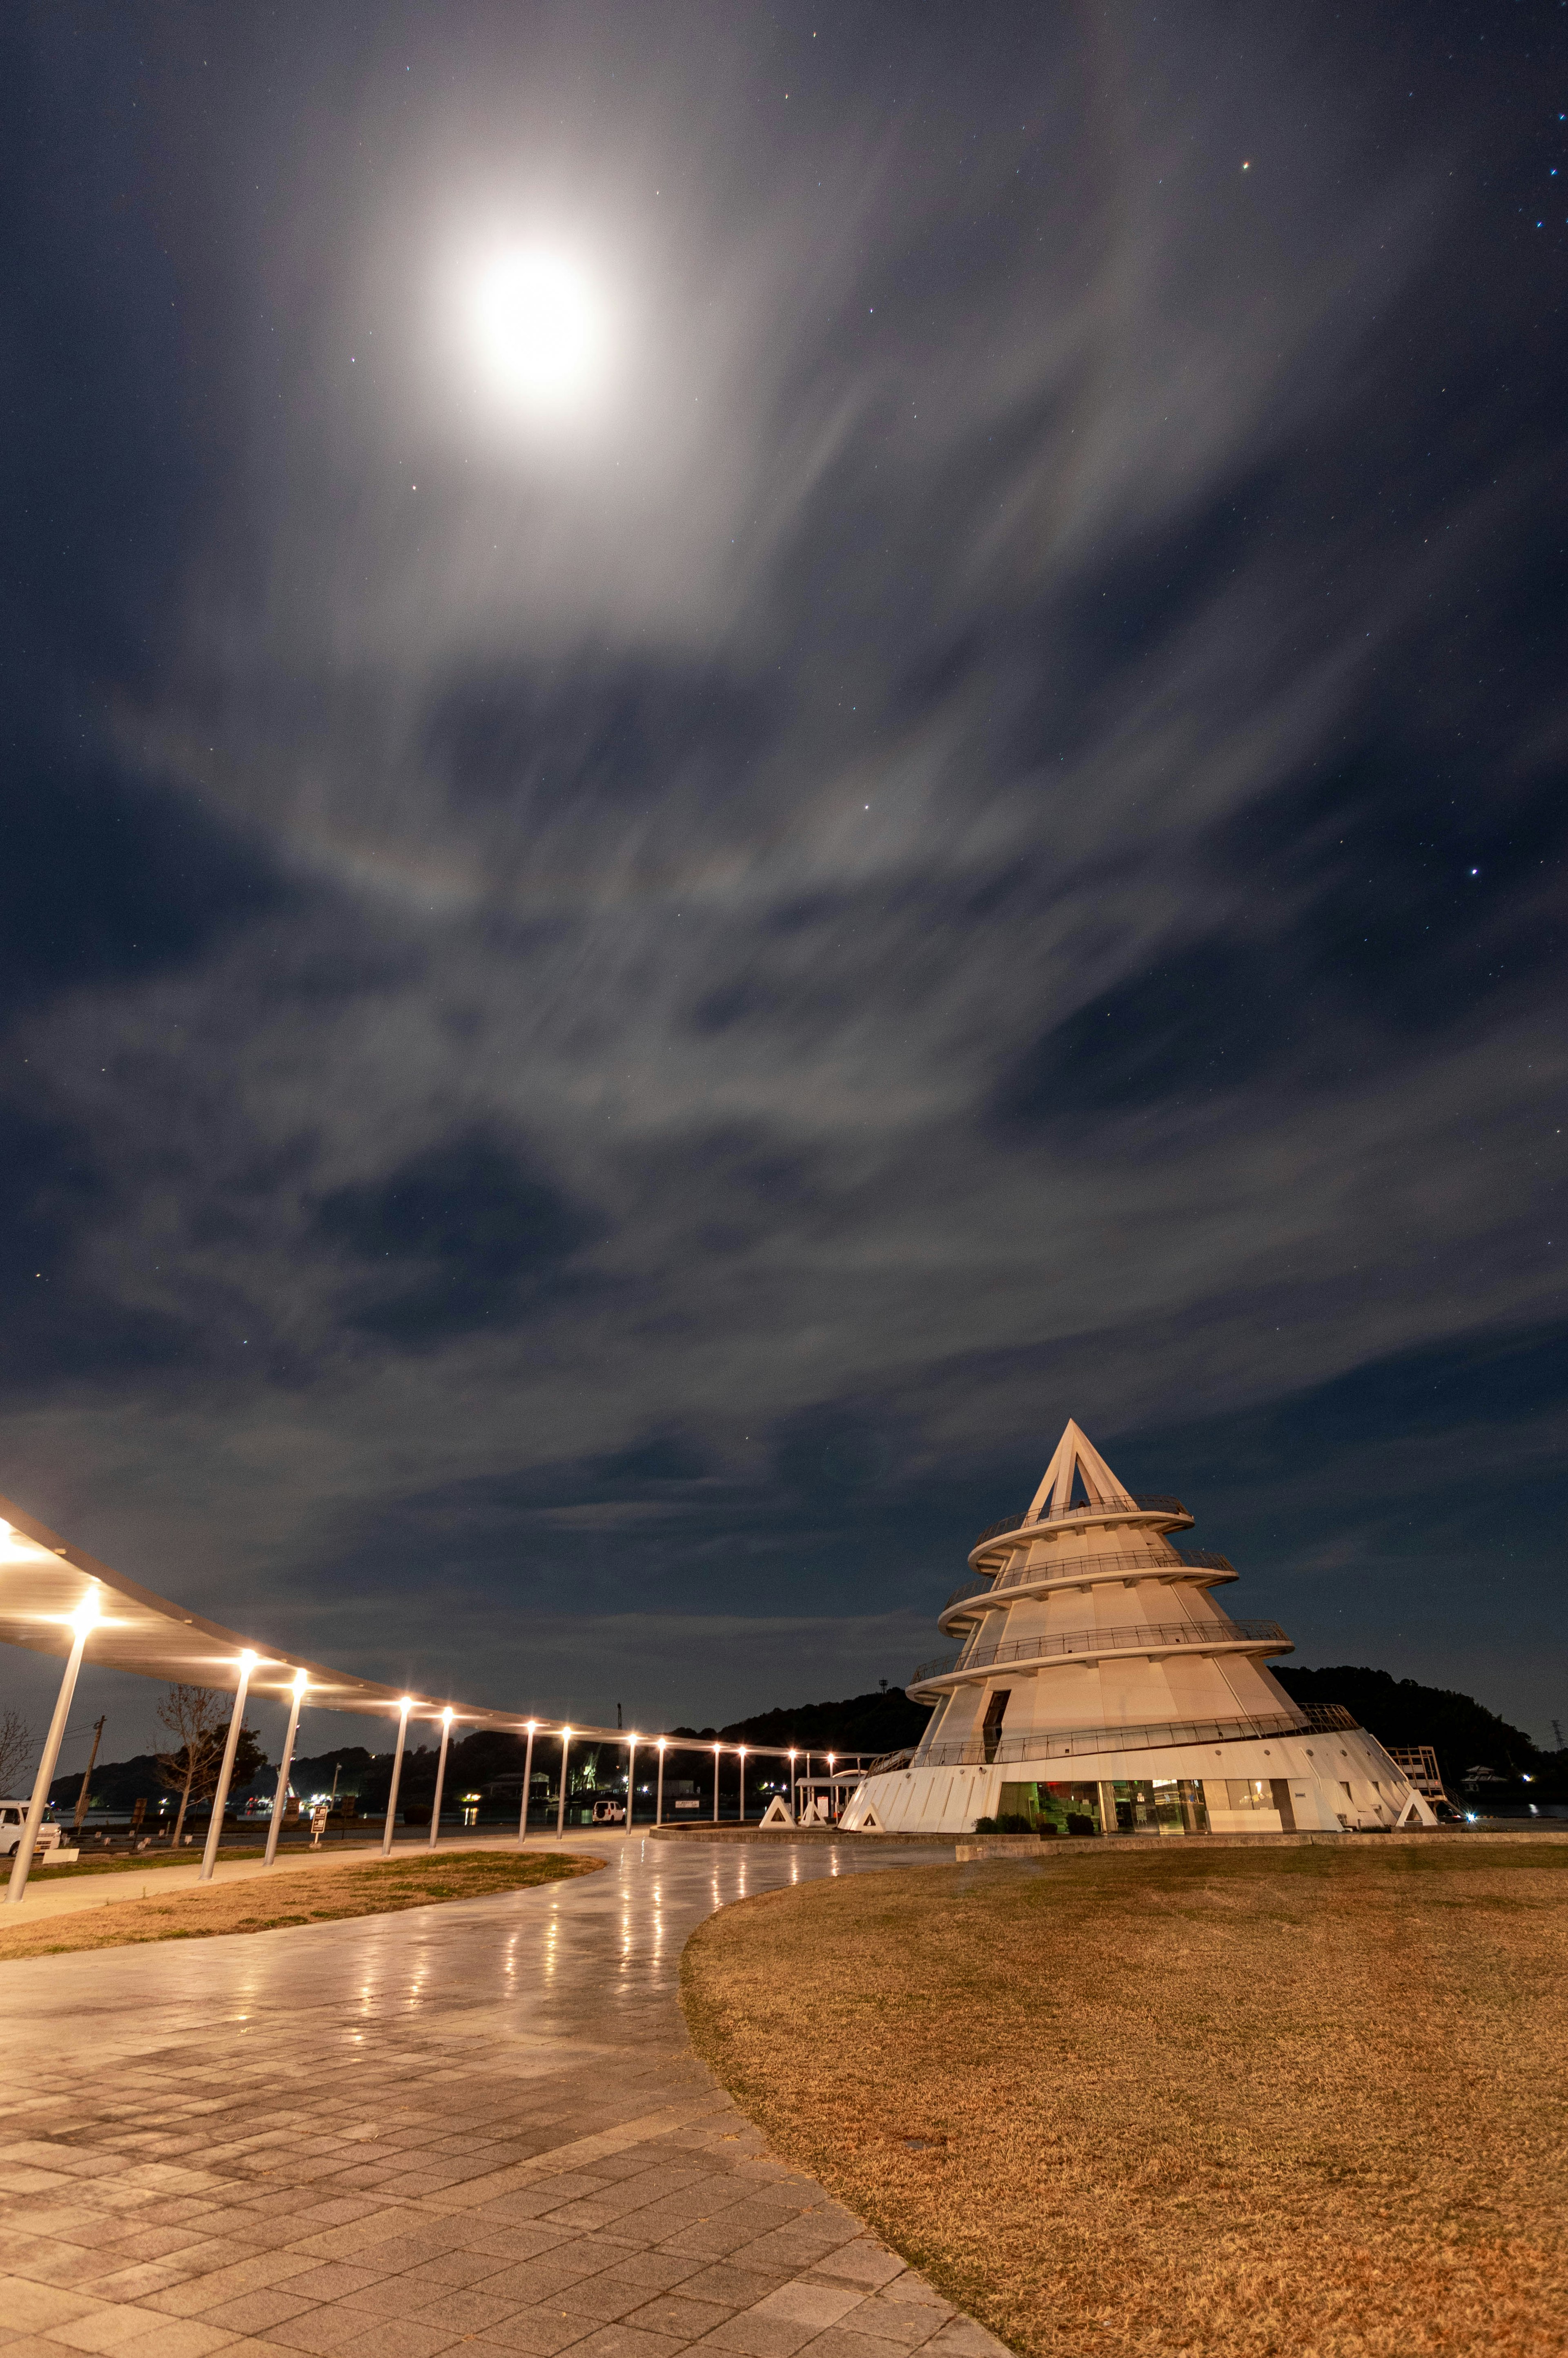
[591,1797,627,1825]
[0,1802,63,1857]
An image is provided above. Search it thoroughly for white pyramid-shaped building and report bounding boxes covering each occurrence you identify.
[841,1419,1433,1838]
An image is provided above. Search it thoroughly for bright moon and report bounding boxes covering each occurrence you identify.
[466,247,608,416]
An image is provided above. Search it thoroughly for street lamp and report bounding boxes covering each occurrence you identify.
[265,1670,309,1868]
[557,1728,573,1838]
[519,1719,537,1843]
[428,1706,454,1848]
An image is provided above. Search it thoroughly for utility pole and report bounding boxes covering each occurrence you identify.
[73,1716,106,1835]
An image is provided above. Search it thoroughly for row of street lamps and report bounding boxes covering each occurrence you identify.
[4,1600,855,1905]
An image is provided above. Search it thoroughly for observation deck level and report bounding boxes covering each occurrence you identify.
[938,1548,1236,1634]
[968,1492,1194,1570]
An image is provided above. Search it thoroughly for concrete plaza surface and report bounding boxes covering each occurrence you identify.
[0,1834,1001,2358]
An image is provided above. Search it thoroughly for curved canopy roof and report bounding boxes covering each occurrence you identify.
[0,1490,615,1740]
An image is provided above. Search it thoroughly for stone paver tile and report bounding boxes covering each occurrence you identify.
[587,2253,703,2298]
[655,2221,775,2264]
[91,2224,221,2264]
[8,2205,107,2243]
[397,2249,512,2289]
[460,2306,597,2356]
[11,2240,126,2290]
[555,2328,687,2358]
[675,2267,791,2312]
[548,2275,651,2325]
[730,2237,859,2283]
[829,2307,944,2351]
[406,2287,521,2335]
[0,2283,99,2334]
[88,2245,237,2300]
[31,2307,156,2354]
[271,2263,390,2303]
[138,2251,321,2317]
[329,2233,461,2275]
[110,2320,245,2358]
[622,2295,736,2342]
[921,2327,1007,2358]
[288,2199,386,2231]
[283,2213,431,2262]
[804,2250,904,2293]
[335,2276,434,2322]
[198,2292,322,2335]
[0,2168,79,2197]
[256,2304,379,2354]
[448,2224,591,2265]
[0,2340,97,2358]
[697,2315,820,2358]
[539,2201,650,2236]
[794,2334,938,2358]
[751,2287,867,2331]
[335,2321,464,2358]
[117,2165,229,2194]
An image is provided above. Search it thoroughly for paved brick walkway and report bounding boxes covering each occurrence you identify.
[0,1835,1001,2358]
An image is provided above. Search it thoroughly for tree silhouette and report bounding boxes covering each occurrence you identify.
[155,1686,265,1846]
[0,1706,35,1796]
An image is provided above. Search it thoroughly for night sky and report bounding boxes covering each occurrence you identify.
[3,3,1565,1764]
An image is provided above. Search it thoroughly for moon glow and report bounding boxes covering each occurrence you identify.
[467,247,608,417]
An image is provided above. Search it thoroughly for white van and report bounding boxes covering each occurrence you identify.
[0,1802,63,1857]
[591,1797,627,1825]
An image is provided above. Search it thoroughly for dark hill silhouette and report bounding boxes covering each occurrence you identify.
[1274,1665,1544,1793]
[672,1688,932,1755]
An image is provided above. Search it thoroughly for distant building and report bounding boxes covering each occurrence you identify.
[841,1419,1437,1838]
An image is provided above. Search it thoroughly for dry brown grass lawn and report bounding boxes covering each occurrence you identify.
[682,1847,1568,2358]
[0,1846,602,1963]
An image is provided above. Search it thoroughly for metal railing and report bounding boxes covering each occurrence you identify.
[860,1701,1359,1782]
[909,1707,1316,1771]
[911,1617,1288,1689]
[941,1546,1236,1617]
[973,1494,1191,1549]
[1300,1703,1359,1734]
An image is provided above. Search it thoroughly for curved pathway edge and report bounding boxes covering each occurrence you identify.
[0,1832,1008,2358]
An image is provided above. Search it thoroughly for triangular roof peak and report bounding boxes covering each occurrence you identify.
[1025,1419,1134,1521]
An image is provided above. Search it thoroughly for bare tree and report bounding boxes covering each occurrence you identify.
[0,1706,35,1795]
[156,1686,227,1846]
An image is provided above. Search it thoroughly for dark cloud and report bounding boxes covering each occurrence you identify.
[317,1129,603,1345]
[0,1097,192,1386]
[0,732,291,1011]
[2,0,1564,1755]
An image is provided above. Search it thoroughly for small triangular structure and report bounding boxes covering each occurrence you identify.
[858,1802,886,1833]
[1026,1418,1134,1521]
[759,1794,793,1827]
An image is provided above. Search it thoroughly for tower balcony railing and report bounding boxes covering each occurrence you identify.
[910,1706,1320,1771]
[910,1616,1288,1690]
[941,1546,1236,1617]
[973,1494,1191,1549]
[860,1701,1357,1781]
